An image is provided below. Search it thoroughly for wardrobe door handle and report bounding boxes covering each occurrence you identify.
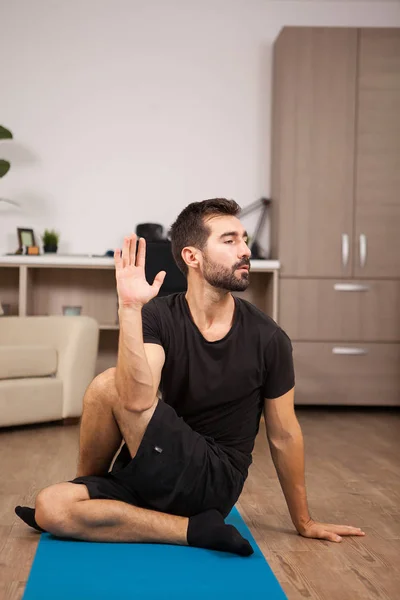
[332,347,368,356]
[334,283,370,292]
[341,234,349,268]
[359,234,367,269]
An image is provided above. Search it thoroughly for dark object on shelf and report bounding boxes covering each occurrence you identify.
[43,244,58,253]
[239,197,272,259]
[0,302,11,316]
[145,240,187,296]
[136,223,164,242]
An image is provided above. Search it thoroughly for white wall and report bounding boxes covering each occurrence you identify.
[1,0,399,255]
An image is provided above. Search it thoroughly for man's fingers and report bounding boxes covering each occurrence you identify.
[136,237,146,269]
[129,233,137,266]
[152,271,166,291]
[321,530,342,543]
[122,236,131,268]
[326,524,365,536]
[114,248,122,270]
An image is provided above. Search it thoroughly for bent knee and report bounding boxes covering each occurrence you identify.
[86,368,119,405]
[35,483,88,534]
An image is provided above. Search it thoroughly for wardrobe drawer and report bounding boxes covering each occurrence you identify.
[280,279,400,341]
[292,342,400,406]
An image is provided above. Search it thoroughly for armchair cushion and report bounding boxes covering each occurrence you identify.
[0,377,63,427]
[0,346,57,380]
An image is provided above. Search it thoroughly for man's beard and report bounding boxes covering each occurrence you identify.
[202,254,250,292]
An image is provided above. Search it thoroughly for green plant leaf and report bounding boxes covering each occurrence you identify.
[0,126,13,140]
[0,160,11,178]
[42,229,60,244]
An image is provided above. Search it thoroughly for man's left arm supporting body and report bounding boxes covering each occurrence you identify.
[264,387,366,543]
[263,387,311,533]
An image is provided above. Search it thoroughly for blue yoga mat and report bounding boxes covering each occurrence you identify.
[23,506,287,599]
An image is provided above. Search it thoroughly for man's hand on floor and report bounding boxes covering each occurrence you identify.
[296,518,366,542]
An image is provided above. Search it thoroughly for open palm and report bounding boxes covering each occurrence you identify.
[114,234,166,308]
[298,518,365,543]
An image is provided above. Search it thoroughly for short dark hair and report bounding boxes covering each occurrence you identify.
[169,198,241,276]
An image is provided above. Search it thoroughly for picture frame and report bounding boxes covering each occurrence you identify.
[17,227,36,249]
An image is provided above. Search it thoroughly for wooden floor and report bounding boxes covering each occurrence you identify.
[0,407,399,600]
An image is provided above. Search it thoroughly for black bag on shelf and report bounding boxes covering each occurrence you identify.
[144,240,187,296]
[135,223,164,242]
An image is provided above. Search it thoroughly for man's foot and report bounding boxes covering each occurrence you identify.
[15,506,46,532]
[187,509,253,556]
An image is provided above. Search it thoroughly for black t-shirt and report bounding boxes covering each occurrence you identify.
[141,292,295,478]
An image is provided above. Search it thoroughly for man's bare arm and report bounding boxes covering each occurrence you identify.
[114,234,166,412]
[264,388,366,542]
[263,388,312,530]
[116,308,165,411]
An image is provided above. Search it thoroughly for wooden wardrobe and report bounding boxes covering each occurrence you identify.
[271,27,400,405]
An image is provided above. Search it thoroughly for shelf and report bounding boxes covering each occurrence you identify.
[0,255,280,271]
[100,324,119,330]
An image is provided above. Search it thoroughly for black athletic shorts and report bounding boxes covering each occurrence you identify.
[69,400,245,518]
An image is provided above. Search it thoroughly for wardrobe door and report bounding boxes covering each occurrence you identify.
[271,27,357,277]
[354,29,400,278]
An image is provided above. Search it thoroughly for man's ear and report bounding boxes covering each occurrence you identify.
[182,246,201,270]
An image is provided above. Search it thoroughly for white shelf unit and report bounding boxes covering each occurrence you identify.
[0,256,281,374]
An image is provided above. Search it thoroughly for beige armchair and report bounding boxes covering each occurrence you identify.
[0,316,99,428]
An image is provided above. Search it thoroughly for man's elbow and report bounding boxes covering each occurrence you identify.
[124,398,157,413]
[115,373,156,413]
[267,423,303,448]
[121,391,157,413]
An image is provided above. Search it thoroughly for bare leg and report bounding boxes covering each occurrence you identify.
[76,367,159,477]
[35,482,188,545]
[16,368,159,533]
[15,368,126,531]
[76,368,125,477]
[34,482,253,556]
[24,372,254,555]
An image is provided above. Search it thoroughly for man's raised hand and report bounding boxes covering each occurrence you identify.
[114,234,166,309]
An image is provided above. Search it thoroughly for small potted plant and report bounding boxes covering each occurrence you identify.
[42,229,60,253]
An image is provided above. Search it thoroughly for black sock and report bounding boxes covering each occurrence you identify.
[187,509,253,556]
[15,506,46,533]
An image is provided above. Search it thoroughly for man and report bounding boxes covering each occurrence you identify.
[15,198,365,555]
